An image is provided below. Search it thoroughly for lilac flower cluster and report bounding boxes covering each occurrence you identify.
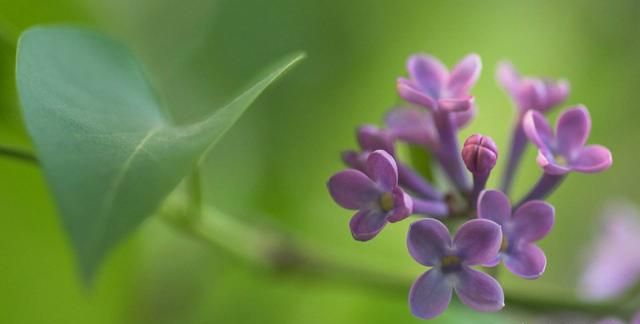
[327,53,613,319]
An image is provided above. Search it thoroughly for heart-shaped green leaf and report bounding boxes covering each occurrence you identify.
[16,26,304,281]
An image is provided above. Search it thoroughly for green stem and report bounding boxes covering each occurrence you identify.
[0,145,38,164]
[159,192,637,318]
[3,149,636,318]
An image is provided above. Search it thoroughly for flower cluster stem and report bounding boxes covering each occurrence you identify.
[517,173,566,208]
[500,117,527,195]
[2,146,628,318]
[159,190,636,318]
[470,172,489,206]
[411,197,448,218]
[433,111,470,192]
[397,163,442,200]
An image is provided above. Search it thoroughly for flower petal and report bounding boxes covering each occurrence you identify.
[496,61,520,97]
[453,104,476,129]
[512,200,554,242]
[544,79,570,110]
[448,53,482,96]
[556,106,591,155]
[327,169,379,209]
[517,78,546,110]
[504,243,546,279]
[356,125,395,154]
[536,150,571,175]
[409,269,453,319]
[385,107,438,147]
[483,255,501,267]
[407,54,448,98]
[397,78,437,110]
[366,150,398,191]
[387,187,413,223]
[571,145,612,173]
[341,150,367,173]
[438,97,474,112]
[453,219,502,265]
[407,219,451,266]
[477,190,511,225]
[454,267,505,312]
[349,209,388,241]
[523,110,554,150]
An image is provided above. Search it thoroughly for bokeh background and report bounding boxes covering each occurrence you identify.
[0,0,638,323]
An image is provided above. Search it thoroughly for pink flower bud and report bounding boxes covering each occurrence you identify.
[462,134,498,174]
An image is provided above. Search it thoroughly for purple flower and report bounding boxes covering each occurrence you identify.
[356,125,396,154]
[328,150,412,241]
[523,105,612,175]
[579,201,640,301]
[497,61,569,113]
[407,218,504,319]
[397,53,481,114]
[341,125,395,174]
[343,124,444,201]
[385,107,439,148]
[477,190,554,279]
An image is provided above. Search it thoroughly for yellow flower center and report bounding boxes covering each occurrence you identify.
[440,255,461,268]
[554,154,568,166]
[379,192,394,212]
[500,236,509,252]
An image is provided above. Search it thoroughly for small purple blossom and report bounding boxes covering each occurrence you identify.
[356,125,396,154]
[328,150,412,241]
[477,190,554,279]
[498,62,570,195]
[497,61,569,113]
[579,202,640,301]
[523,105,613,175]
[395,54,481,191]
[407,218,504,319]
[385,106,473,146]
[343,125,443,200]
[385,107,439,148]
[397,53,481,113]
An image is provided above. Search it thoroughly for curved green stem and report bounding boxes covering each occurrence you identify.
[159,191,637,318]
[4,148,635,318]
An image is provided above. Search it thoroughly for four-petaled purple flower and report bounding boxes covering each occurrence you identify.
[478,190,554,279]
[328,150,412,241]
[523,105,612,175]
[407,218,504,319]
[497,61,569,113]
[397,53,481,114]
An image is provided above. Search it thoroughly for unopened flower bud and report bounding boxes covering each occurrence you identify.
[462,134,498,174]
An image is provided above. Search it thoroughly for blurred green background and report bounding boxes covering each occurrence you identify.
[0,0,638,323]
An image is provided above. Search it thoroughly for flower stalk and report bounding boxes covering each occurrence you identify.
[160,188,636,318]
